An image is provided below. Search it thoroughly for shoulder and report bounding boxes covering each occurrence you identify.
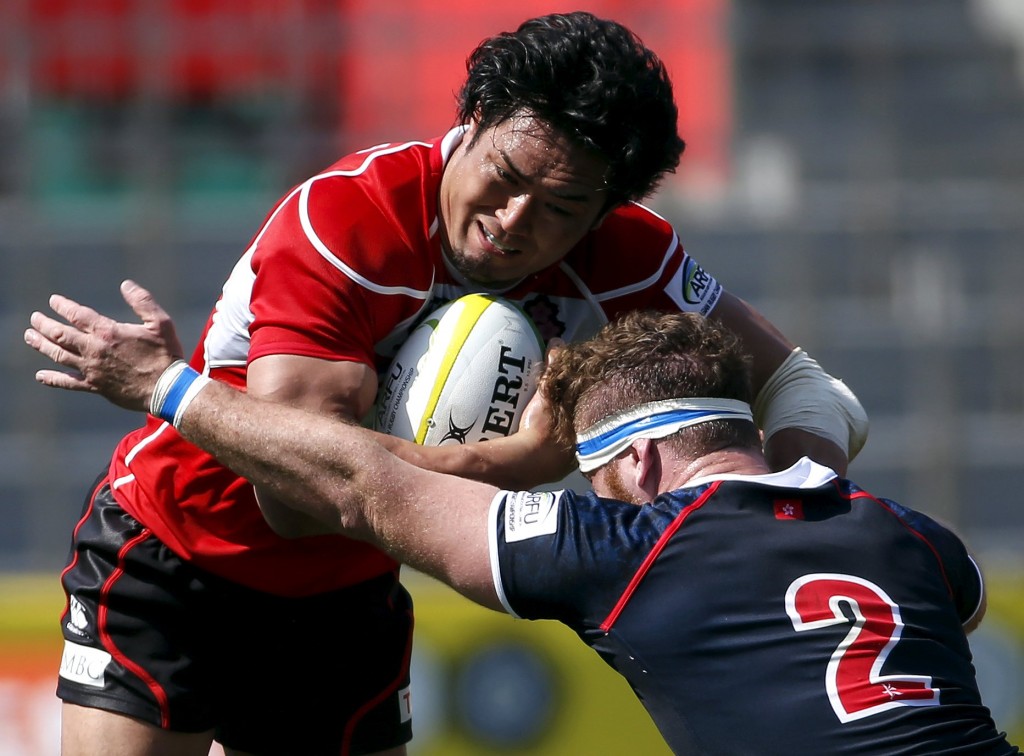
[498,488,653,545]
[571,202,678,271]
[304,139,438,237]
[492,489,671,619]
[256,139,442,293]
[884,499,977,580]
[833,480,985,623]
[561,202,701,307]
[600,201,676,238]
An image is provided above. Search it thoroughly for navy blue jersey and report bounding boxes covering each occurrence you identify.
[489,459,1017,755]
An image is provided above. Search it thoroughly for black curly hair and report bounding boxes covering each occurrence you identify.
[456,11,686,207]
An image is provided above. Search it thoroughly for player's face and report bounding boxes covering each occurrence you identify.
[439,113,611,288]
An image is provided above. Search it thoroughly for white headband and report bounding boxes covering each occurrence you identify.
[574,398,754,473]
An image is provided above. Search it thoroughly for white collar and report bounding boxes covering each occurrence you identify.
[682,456,838,490]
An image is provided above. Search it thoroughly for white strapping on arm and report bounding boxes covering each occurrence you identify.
[753,347,869,461]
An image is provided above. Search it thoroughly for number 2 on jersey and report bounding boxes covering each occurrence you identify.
[786,573,939,722]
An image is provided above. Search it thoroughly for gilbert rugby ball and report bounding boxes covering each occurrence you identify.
[374,294,545,445]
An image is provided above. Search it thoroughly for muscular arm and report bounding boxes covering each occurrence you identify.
[375,405,575,491]
[709,291,862,475]
[249,348,570,538]
[181,380,504,610]
[25,283,504,610]
[245,354,378,536]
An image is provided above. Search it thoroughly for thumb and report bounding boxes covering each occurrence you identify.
[120,280,185,358]
[120,279,164,323]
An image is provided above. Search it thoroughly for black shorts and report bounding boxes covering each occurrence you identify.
[57,473,414,756]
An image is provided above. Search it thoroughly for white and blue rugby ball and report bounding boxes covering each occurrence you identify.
[374,294,545,446]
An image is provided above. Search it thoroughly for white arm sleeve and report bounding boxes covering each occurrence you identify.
[753,347,869,461]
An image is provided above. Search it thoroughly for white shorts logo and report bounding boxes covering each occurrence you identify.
[59,640,112,688]
[65,594,90,638]
[398,684,412,723]
[504,491,561,543]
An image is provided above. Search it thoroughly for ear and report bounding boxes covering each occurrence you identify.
[629,438,661,499]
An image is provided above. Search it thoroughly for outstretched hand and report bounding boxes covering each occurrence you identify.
[24,280,185,412]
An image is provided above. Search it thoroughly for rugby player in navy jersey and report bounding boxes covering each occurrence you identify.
[24,13,869,756]
[27,283,1017,755]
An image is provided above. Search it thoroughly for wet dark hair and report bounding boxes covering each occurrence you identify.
[457,11,686,206]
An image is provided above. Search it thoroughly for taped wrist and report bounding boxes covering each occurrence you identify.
[753,348,869,461]
[150,360,211,428]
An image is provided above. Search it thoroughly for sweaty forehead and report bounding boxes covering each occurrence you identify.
[486,115,609,195]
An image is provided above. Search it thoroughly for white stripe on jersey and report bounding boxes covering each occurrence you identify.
[488,490,521,619]
[207,248,258,369]
[556,262,609,329]
[298,143,436,299]
[203,141,439,370]
[592,220,681,301]
[123,421,172,468]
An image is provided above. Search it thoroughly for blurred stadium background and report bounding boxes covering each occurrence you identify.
[1,0,1022,752]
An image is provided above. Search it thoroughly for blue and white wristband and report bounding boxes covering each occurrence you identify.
[149,360,212,428]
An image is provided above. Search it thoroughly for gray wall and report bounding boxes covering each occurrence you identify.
[1,0,1022,577]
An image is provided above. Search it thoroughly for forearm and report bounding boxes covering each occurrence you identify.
[243,353,381,536]
[376,430,576,489]
[171,373,504,609]
[170,378,376,538]
[753,348,868,475]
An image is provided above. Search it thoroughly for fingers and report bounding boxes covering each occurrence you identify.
[46,293,107,333]
[26,281,185,406]
[33,368,96,393]
[25,311,86,369]
[27,291,110,367]
[25,290,120,389]
[121,279,185,357]
[121,279,161,323]
[24,325,94,393]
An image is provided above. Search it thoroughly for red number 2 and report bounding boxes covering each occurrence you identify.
[786,573,939,722]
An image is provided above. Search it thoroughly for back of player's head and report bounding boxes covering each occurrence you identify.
[543,311,761,459]
[457,11,685,207]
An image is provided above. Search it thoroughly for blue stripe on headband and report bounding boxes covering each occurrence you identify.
[575,398,753,473]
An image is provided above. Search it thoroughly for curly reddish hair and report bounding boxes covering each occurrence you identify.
[542,311,760,460]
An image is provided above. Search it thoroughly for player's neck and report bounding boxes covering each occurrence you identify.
[665,447,770,491]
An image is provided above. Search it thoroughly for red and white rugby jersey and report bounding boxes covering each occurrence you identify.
[106,127,724,597]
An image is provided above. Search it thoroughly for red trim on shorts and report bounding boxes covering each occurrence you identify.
[340,600,415,756]
[59,476,108,623]
[97,529,174,728]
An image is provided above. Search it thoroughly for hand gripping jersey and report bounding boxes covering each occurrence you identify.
[105,127,724,596]
[490,459,1018,755]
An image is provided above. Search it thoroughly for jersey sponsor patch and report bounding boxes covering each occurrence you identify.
[504,490,562,543]
[666,257,722,315]
[59,640,112,688]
